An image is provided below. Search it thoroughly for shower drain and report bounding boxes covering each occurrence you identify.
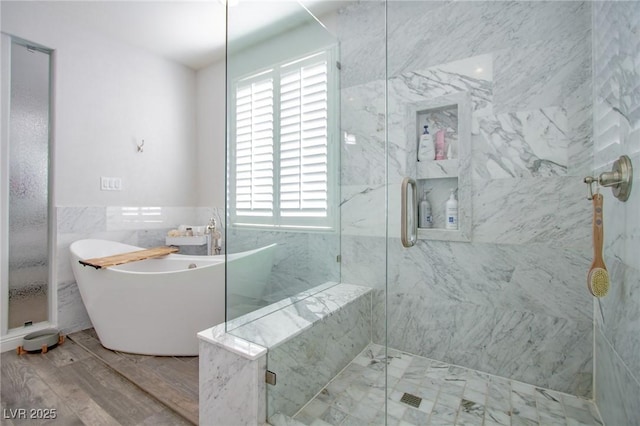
[400,392,422,408]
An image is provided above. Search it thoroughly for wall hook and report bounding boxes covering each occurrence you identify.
[583,176,597,200]
[137,139,145,153]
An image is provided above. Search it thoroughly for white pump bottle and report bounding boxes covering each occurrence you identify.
[419,191,433,228]
[445,189,458,230]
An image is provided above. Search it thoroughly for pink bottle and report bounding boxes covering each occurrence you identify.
[435,129,446,160]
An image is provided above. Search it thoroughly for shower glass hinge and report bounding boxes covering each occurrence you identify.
[336,255,341,263]
[265,370,277,386]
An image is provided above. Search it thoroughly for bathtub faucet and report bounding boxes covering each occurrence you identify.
[206,217,222,255]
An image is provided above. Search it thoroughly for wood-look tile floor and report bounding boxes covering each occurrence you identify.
[1,329,197,425]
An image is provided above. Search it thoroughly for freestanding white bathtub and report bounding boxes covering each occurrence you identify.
[69,239,276,356]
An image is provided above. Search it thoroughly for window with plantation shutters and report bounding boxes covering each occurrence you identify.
[230,50,336,229]
[234,73,275,219]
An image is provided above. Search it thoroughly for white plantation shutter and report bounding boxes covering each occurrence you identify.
[279,56,329,219]
[231,50,335,229]
[234,75,275,218]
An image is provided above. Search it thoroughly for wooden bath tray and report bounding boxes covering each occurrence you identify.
[79,246,179,269]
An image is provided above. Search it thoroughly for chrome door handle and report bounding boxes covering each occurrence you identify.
[401,177,418,248]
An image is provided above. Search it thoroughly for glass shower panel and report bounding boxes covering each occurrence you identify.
[225,2,341,324]
[7,41,51,329]
[383,0,599,419]
[224,1,391,424]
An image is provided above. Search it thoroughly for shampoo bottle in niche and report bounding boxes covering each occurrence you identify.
[417,125,434,161]
[445,188,458,230]
[435,129,446,160]
[419,191,433,228]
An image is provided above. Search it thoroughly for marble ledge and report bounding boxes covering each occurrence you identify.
[197,323,267,361]
[417,227,471,243]
[223,283,372,350]
[227,281,339,331]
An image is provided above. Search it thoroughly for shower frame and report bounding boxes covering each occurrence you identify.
[0,33,58,349]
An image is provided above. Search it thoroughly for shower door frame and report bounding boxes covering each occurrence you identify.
[0,33,58,348]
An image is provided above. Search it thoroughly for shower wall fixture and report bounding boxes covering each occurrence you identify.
[584,155,633,201]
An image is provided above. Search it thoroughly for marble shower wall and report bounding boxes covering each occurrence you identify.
[338,1,594,396]
[227,228,340,309]
[592,2,640,424]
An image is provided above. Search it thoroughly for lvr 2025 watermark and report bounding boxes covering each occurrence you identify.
[3,408,57,420]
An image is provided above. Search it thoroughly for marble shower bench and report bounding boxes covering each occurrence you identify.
[198,282,372,425]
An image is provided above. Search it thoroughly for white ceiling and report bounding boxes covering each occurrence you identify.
[37,0,343,70]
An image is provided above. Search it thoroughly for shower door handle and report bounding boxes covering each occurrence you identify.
[401,177,418,248]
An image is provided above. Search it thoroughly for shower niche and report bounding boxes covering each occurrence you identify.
[407,92,472,242]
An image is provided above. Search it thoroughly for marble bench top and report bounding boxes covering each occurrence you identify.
[198,282,371,360]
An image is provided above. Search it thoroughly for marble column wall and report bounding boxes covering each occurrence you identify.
[592,2,640,424]
[338,1,594,396]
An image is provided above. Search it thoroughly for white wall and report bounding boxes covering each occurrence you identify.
[1,1,198,207]
[196,60,226,208]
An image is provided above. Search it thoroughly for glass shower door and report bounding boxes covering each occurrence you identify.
[224,1,341,324]
[220,1,637,424]
[224,12,345,425]
[382,2,607,425]
[224,1,389,424]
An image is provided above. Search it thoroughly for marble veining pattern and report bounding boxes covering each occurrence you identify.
[595,328,640,426]
[390,61,493,121]
[471,108,570,179]
[228,227,340,311]
[335,1,388,89]
[199,283,372,425]
[492,29,591,114]
[198,323,267,361]
[280,344,603,426]
[199,339,266,425]
[266,288,371,418]
[599,255,640,385]
[339,230,595,395]
[56,280,92,334]
[339,235,387,291]
[565,85,594,177]
[226,282,338,332]
[57,206,107,233]
[340,184,387,238]
[385,2,590,78]
[337,0,594,400]
[592,2,640,425]
[340,81,387,186]
[471,177,591,247]
[228,283,371,350]
[384,239,591,323]
[376,290,593,397]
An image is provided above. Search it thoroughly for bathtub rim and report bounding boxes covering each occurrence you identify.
[69,238,276,276]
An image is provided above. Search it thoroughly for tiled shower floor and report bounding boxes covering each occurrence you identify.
[284,344,603,426]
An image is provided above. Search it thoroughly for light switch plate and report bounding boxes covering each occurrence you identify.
[100,176,122,191]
